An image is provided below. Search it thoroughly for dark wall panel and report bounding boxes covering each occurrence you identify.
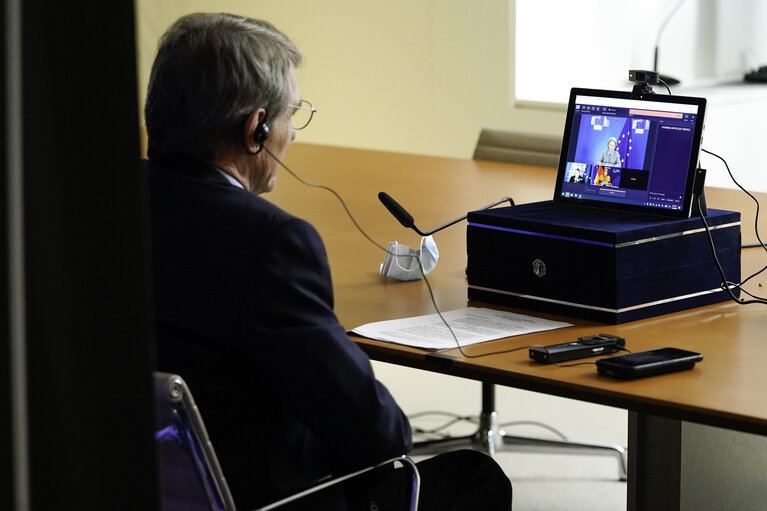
[6,1,157,509]
[2,0,13,508]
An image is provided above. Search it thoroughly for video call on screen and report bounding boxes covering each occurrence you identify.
[560,97,698,212]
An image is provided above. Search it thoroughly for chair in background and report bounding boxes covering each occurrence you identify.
[153,372,420,511]
[472,128,561,167]
[408,129,628,480]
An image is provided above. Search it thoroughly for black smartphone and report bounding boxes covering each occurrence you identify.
[596,347,703,379]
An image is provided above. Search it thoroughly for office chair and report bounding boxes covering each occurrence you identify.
[153,372,421,511]
[473,128,561,168]
[409,130,628,480]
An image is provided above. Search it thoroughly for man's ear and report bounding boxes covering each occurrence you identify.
[243,108,268,154]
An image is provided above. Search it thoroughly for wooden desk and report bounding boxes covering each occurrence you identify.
[269,142,767,510]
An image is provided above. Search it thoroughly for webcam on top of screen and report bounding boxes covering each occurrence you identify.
[629,69,660,85]
[629,69,659,97]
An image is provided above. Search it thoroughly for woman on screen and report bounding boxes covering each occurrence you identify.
[596,137,621,167]
[594,166,612,186]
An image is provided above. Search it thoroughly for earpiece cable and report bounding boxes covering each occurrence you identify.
[264,146,389,252]
[265,146,527,358]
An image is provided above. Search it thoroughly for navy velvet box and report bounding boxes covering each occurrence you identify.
[466,201,741,324]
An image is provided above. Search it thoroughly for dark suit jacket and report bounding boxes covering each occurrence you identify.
[146,159,412,508]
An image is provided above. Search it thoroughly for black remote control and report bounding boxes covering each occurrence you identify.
[529,333,626,364]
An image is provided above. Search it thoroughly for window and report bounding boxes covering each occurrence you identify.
[513,0,767,105]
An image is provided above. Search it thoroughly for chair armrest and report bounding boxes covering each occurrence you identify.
[254,455,420,511]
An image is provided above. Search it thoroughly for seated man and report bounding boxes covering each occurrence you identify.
[145,12,512,510]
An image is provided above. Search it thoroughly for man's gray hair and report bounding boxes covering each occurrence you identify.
[145,13,302,163]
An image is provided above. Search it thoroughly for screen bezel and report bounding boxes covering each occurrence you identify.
[553,87,707,219]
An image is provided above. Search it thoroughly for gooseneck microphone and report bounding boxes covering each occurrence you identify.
[378,191,514,236]
[378,192,416,230]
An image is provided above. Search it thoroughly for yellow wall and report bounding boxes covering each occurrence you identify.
[135,0,565,159]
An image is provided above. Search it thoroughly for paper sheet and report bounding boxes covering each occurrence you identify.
[351,307,572,351]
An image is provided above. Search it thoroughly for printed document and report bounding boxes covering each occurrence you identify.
[351,307,572,351]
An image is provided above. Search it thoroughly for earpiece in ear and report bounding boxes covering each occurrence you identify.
[253,116,271,145]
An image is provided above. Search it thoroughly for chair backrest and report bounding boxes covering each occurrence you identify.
[153,372,420,511]
[473,128,561,167]
[153,372,237,511]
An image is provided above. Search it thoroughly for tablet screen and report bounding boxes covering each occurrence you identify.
[554,88,707,218]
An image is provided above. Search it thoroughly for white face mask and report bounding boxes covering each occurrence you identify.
[379,235,440,281]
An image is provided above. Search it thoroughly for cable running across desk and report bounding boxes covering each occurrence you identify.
[268,147,527,358]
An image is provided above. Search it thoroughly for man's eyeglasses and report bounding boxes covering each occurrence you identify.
[288,99,316,130]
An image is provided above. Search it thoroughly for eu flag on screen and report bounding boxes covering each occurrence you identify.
[615,118,631,167]
[621,118,649,170]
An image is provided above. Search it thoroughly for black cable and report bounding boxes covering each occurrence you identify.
[737,286,767,301]
[698,194,767,305]
[418,259,535,358]
[264,146,389,252]
[631,80,763,296]
[553,361,598,368]
[409,413,572,442]
[666,75,758,251]
[658,78,672,95]
[408,411,477,423]
[702,148,766,246]
[408,411,478,436]
[700,148,767,295]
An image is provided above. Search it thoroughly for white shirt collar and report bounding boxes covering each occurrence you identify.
[214,168,245,190]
